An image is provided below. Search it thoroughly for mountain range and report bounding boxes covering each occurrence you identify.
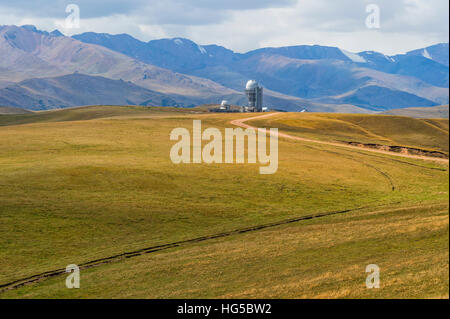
[0,25,448,112]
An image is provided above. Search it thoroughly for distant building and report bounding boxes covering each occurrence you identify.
[220,100,230,111]
[209,81,267,113]
[209,100,241,113]
[245,80,263,112]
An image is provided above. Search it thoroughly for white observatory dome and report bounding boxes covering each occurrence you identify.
[246,80,258,90]
[221,100,229,106]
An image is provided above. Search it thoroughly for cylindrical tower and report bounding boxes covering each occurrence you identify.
[245,80,263,111]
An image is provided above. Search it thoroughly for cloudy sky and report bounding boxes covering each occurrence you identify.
[0,0,448,54]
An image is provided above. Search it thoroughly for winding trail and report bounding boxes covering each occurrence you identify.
[230,112,449,164]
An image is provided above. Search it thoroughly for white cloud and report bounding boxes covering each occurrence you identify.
[0,0,447,54]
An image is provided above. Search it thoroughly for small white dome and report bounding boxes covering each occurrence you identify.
[221,100,229,106]
[246,80,258,90]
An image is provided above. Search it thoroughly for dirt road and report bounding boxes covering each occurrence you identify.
[230,112,449,164]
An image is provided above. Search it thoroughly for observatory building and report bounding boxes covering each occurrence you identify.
[245,80,263,112]
[209,81,267,113]
[220,100,230,111]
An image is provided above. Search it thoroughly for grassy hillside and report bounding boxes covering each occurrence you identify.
[248,112,449,154]
[382,105,449,119]
[4,204,447,299]
[0,106,448,298]
[0,105,207,127]
[0,106,32,115]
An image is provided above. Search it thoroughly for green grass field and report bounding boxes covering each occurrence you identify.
[0,106,448,298]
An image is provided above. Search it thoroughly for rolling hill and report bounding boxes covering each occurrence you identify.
[0,71,361,112]
[0,106,447,298]
[247,112,449,155]
[0,73,183,110]
[383,105,449,119]
[0,106,32,114]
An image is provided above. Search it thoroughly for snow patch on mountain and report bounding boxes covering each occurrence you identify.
[422,48,432,60]
[340,49,366,63]
[197,45,207,54]
[384,55,395,62]
[174,39,183,45]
